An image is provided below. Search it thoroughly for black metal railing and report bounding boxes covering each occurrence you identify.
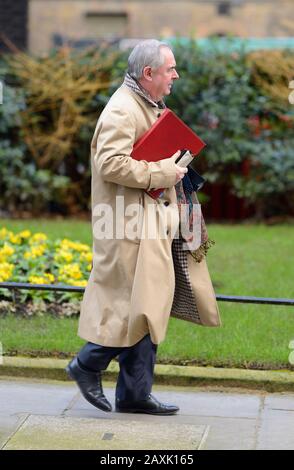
[0,282,293,306]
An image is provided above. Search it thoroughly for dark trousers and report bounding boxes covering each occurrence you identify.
[77,334,157,402]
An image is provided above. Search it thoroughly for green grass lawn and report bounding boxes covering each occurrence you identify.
[1,219,294,369]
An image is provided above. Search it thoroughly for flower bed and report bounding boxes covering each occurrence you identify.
[0,227,91,315]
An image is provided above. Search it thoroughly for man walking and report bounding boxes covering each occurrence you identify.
[66,39,196,415]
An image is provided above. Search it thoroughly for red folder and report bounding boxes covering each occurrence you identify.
[131,108,206,199]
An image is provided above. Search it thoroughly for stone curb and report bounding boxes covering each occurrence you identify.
[1,356,294,392]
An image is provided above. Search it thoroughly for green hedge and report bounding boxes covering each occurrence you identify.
[0,40,293,218]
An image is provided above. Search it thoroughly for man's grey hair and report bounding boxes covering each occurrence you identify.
[127,39,172,80]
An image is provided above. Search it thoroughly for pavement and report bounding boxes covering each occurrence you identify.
[1,364,294,450]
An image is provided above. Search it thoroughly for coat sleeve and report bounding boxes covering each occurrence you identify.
[93,107,177,190]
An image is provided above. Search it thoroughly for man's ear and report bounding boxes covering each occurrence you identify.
[142,66,153,82]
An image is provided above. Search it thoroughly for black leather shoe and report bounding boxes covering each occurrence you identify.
[65,357,112,412]
[115,394,179,415]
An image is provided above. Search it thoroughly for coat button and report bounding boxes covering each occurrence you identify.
[157,113,161,118]
[166,229,169,235]
[164,201,169,206]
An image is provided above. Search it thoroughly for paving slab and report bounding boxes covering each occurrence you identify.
[256,394,294,450]
[2,414,209,450]
[264,393,294,411]
[0,379,77,415]
[65,389,260,450]
[0,412,25,449]
[193,416,258,450]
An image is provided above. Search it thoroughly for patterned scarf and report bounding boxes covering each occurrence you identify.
[123,73,214,262]
[124,72,166,109]
[175,177,215,262]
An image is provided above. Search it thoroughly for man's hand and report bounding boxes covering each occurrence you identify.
[170,150,188,184]
[175,164,188,184]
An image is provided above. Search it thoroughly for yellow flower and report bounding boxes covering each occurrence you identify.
[54,250,73,263]
[80,252,92,263]
[9,233,22,244]
[0,243,15,262]
[44,272,55,283]
[58,263,82,280]
[59,239,75,250]
[0,228,8,240]
[87,263,92,271]
[18,230,31,239]
[74,243,91,253]
[29,233,48,245]
[60,239,90,253]
[8,230,31,245]
[24,245,46,259]
[67,279,87,287]
[28,272,54,284]
[28,275,47,285]
[0,262,14,282]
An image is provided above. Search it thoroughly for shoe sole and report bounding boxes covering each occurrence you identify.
[115,408,178,416]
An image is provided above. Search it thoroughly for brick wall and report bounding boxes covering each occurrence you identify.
[27,0,294,55]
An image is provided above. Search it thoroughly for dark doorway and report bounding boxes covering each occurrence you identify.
[0,0,28,52]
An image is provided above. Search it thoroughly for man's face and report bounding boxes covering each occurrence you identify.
[148,48,179,101]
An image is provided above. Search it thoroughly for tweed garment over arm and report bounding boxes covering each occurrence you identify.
[170,237,201,324]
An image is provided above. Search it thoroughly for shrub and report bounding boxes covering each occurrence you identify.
[0,63,69,215]
[166,40,294,217]
[1,40,293,218]
[2,46,119,215]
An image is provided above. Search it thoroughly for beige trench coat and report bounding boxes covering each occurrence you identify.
[78,85,221,347]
